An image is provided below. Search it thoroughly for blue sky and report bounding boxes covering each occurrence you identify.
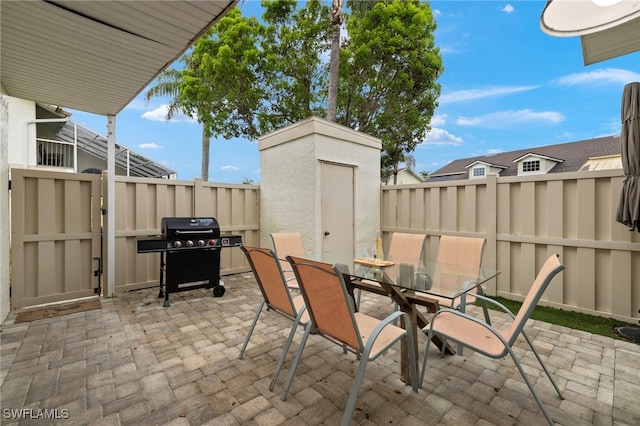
[68,1,640,183]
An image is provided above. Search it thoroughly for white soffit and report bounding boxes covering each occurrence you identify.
[1,0,237,116]
[581,17,640,65]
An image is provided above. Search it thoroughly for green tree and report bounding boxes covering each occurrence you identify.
[259,0,331,129]
[327,1,380,122]
[181,8,265,140]
[338,0,442,182]
[146,1,442,180]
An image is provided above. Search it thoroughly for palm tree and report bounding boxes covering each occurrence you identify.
[326,0,343,122]
[327,1,379,122]
[144,68,211,181]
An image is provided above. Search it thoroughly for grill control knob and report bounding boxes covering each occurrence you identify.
[174,241,182,248]
[198,240,205,247]
[208,239,216,246]
[186,240,194,247]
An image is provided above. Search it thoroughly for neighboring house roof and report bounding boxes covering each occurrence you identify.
[464,160,509,171]
[57,120,176,179]
[427,135,621,182]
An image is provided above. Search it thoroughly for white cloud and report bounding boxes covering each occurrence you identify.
[456,109,565,128]
[141,105,197,123]
[439,85,539,104]
[422,127,464,146]
[555,68,640,86]
[502,4,515,14]
[430,113,447,127]
[139,143,161,149]
[221,165,239,171]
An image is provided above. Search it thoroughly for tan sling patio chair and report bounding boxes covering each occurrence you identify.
[271,232,306,290]
[282,255,419,426]
[421,253,565,426]
[355,232,427,307]
[238,246,309,391]
[421,235,488,316]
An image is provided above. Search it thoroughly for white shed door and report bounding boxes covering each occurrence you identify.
[321,162,354,255]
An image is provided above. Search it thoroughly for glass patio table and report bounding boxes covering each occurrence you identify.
[305,249,500,384]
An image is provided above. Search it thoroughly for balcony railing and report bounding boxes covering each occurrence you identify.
[37,138,76,170]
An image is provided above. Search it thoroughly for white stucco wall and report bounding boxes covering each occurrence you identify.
[7,96,36,168]
[259,116,381,254]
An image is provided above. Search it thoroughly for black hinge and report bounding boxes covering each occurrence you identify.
[8,180,10,190]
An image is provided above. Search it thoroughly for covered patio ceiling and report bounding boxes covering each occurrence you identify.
[1,0,238,116]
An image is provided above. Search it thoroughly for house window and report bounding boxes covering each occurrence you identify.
[522,160,540,173]
[472,166,485,177]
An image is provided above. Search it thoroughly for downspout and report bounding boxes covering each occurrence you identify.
[73,122,78,172]
[22,118,69,168]
[106,115,116,297]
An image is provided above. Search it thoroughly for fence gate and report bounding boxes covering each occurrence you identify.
[10,168,101,308]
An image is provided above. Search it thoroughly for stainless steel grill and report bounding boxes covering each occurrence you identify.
[137,217,242,307]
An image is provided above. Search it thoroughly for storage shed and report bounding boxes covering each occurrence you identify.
[258,116,382,256]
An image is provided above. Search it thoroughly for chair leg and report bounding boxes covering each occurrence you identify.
[520,329,564,399]
[342,355,369,426]
[507,346,555,426]
[270,310,305,391]
[420,329,434,388]
[238,300,265,359]
[281,321,313,401]
[475,287,492,325]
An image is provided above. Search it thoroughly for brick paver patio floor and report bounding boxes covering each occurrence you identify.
[1,272,638,425]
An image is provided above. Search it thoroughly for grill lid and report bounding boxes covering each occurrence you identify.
[161,217,220,239]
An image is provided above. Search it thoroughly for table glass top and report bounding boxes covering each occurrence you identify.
[301,249,500,300]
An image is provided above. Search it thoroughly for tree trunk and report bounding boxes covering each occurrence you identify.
[326,0,343,122]
[201,125,210,181]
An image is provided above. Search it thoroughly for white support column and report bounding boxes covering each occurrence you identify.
[0,96,10,323]
[107,115,116,297]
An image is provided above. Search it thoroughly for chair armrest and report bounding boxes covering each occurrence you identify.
[470,293,516,319]
[364,310,410,358]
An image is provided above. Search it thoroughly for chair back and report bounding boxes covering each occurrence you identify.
[433,235,486,292]
[287,255,362,351]
[241,246,297,318]
[271,232,305,257]
[271,232,306,283]
[387,232,426,265]
[504,253,564,345]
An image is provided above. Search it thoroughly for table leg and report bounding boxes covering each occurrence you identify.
[349,279,456,385]
[378,284,455,385]
[399,303,418,384]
